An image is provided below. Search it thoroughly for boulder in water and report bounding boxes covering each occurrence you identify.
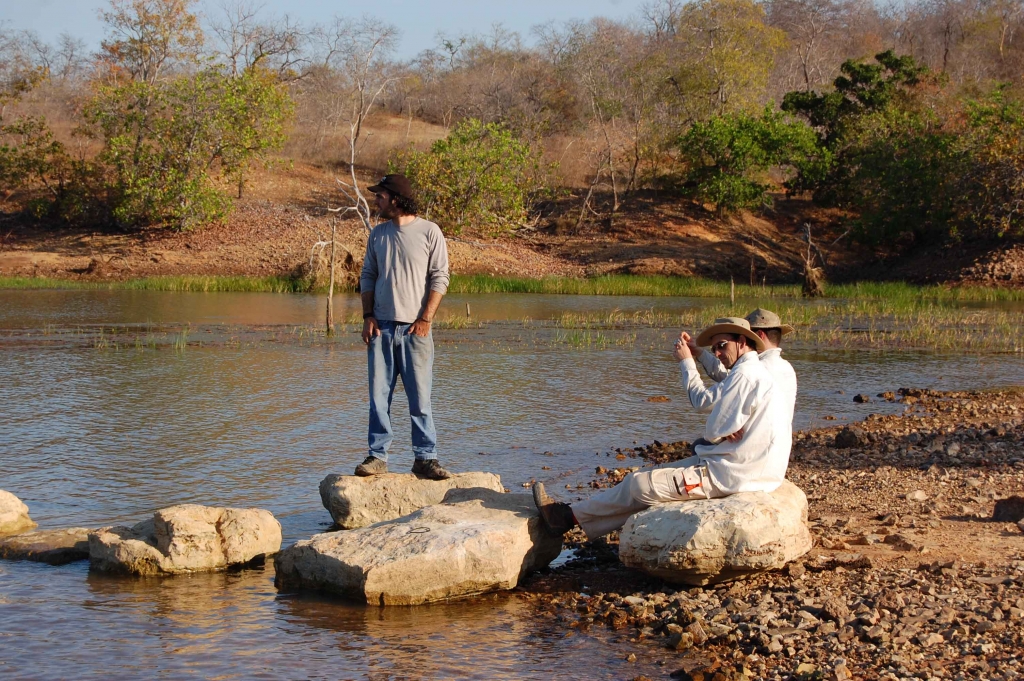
[275,487,561,605]
[319,472,504,529]
[89,504,282,575]
[0,490,36,536]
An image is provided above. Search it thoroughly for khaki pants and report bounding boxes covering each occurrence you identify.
[572,456,718,539]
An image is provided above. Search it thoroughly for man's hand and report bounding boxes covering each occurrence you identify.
[362,316,380,344]
[673,330,693,361]
[408,318,432,337]
[682,331,702,357]
[725,428,744,442]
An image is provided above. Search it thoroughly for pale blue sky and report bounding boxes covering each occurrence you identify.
[1,0,643,58]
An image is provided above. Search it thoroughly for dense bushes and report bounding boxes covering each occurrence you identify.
[395,119,548,234]
[681,50,1024,251]
[0,68,291,230]
[678,106,826,211]
[781,51,1024,247]
[83,68,291,230]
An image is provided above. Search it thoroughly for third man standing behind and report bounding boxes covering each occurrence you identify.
[356,174,452,480]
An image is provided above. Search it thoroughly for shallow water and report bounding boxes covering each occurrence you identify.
[3,291,1024,679]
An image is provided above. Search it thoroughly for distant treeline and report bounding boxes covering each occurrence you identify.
[1,0,1023,249]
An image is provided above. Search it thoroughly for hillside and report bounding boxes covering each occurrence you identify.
[0,159,1020,288]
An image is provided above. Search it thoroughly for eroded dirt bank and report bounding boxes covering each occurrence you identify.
[7,162,1020,286]
[520,388,1024,681]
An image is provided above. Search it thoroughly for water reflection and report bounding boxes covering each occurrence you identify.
[3,291,1024,678]
[0,559,672,680]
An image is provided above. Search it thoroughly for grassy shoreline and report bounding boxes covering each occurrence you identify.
[3,273,1024,301]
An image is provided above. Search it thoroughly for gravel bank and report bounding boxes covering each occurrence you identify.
[522,387,1024,681]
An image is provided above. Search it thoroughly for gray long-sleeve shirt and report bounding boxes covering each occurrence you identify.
[359,218,450,323]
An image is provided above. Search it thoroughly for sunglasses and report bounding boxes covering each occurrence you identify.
[711,340,734,352]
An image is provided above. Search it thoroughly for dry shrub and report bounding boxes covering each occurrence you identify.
[283,112,445,171]
[295,243,361,291]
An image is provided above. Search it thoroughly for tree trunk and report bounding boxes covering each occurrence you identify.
[326,222,336,335]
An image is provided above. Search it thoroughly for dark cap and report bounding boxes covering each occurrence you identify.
[367,174,415,201]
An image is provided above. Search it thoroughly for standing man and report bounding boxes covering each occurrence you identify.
[533,317,781,538]
[356,174,452,480]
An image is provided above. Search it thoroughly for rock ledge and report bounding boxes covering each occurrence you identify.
[319,472,504,529]
[276,487,561,605]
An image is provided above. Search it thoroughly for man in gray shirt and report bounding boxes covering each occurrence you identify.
[356,174,452,480]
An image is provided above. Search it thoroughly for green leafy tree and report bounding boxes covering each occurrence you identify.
[829,102,951,246]
[782,50,929,147]
[678,106,825,212]
[0,117,71,197]
[669,0,789,119]
[218,68,294,199]
[83,67,292,230]
[394,119,548,234]
[947,88,1024,240]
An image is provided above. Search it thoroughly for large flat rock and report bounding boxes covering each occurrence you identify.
[276,487,562,605]
[0,528,91,565]
[618,480,813,586]
[320,472,505,529]
[89,504,282,576]
[0,490,36,536]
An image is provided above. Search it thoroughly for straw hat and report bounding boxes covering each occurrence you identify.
[745,308,794,335]
[695,317,766,353]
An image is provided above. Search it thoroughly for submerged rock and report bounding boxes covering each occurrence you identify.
[319,472,504,529]
[276,487,562,605]
[0,528,91,565]
[89,504,282,576]
[618,480,812,586]
[0,490,36,536]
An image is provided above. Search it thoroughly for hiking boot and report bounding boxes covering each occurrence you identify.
[532,482,577,535]
[411,458,452,480]
[355,455,388,476]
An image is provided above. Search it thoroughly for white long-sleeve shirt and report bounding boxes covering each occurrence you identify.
[680,351,787,494]
[698,347,798,433]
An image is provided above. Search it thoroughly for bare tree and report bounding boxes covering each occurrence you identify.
[207,0,307,78]
[306,16,400,232]
[640,0,685,41]
[308,218,349,334]
[766,0,848,91]
[99,0,204,83]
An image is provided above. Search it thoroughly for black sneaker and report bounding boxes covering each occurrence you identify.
[355,455,388,476]
[412,458,452,480]
[532,482,576,535]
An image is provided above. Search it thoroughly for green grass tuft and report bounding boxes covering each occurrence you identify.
[2,272,1024,302]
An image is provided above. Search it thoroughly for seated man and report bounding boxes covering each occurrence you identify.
[533,317,785,539]
[687,307,797,471]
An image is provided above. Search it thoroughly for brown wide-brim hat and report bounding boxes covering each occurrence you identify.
[695,317,767,353]
[745,307,794,335]
[367,173,415,201]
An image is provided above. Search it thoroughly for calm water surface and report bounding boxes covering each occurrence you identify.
[3,290,1024,679]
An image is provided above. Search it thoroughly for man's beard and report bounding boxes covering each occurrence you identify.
[378,203,400,221]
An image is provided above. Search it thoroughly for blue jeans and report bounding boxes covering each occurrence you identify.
[367,320,437,461]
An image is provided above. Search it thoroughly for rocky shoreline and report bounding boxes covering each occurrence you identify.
[520,388,1024,680]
